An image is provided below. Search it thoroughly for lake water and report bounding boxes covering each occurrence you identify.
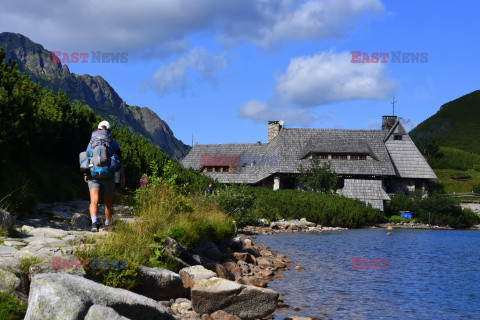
[254,229,480,319]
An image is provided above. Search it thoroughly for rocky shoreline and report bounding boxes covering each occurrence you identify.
[237,217,480,236]
[3,203,476,320]
[0,201,305,320]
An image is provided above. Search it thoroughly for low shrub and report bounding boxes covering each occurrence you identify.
[386,192,480,228]
[0,291,27,320]
[81,254,139,290]
[217,185,257,225]
[218,186,386,228]
[473,184,480,194]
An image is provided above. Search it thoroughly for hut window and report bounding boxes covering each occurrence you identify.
[394,135,403,140]
[350,155,367,160]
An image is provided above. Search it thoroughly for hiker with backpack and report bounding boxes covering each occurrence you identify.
[81,121,125,232]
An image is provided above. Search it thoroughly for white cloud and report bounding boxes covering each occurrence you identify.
[275,51,396,106]
[238,100,321,126]
[227,0,385,47]
[238,50,396,124]
[142,47,226,95]
[0,0,384,53]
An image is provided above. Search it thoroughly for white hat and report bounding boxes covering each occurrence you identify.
[98,120,111,130]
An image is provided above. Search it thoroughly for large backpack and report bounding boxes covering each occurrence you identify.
[82,130,121,179]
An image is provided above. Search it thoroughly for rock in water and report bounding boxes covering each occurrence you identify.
[132,266,183,300]
[25,273,174,320]
[191,277,278,320]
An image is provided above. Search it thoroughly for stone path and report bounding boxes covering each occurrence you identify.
[0,201,134,268]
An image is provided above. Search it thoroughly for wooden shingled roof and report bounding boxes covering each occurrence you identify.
[180,121,436,184]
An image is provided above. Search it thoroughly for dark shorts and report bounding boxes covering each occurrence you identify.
[87,176,115,195]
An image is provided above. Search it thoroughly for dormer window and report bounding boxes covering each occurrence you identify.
[201,166,234,173]
[394,135,403,140]
[350,155,367,160]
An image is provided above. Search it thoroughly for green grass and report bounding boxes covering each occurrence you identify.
[18,257,44,275]
[76,180,235,287]
[434,169,480,193]
[0,291,27,320]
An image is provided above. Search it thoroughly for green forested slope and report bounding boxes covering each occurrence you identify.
[0,48,210,217]
[410,90,480,154]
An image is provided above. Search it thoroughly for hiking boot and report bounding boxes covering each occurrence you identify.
[104,224,114,232]
[91,222,98,232]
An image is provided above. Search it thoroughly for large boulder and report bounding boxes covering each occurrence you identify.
[85,305,129,320]
[29,255,87,280]
[192,239,223,262]
[191,277,278,320]
[132,266,183,300]
[0,208,13,229]
[25,273,174,320]
[179,265,216,289]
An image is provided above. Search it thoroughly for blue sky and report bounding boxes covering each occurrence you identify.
[1,0,479,146]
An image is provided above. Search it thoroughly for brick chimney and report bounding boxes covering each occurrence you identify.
[268,120,283,142]
[382,116,397,131]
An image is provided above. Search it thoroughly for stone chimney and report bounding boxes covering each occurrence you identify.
[382,116,397,131]
[268,120,283,142]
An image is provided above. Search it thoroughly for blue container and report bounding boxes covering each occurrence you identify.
[400,212,413,219]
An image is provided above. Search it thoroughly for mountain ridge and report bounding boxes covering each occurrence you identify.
[0,32,190,159]
[409,90,480,155]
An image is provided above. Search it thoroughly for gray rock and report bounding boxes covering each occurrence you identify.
[0,245,18,257]
[243,246,260,258]
[29,255,87,280]
[191,277,278,320]
[227,237,244,252]
[0,269,22,292]
[3,240,26,247]
[179,265,217,289]
[0,257,21,268]
[0,208,13,229]
[44,209,73,220]
[165,236,187,257]
[192,239,223,262]
[22,226,69,238]
[13,250,41,260]
[71,213,91,230]
[0,263,28,294]
[25,273,174,320]
[133,266,183,300]
[210,310,242,320]
[85,305,130,320]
